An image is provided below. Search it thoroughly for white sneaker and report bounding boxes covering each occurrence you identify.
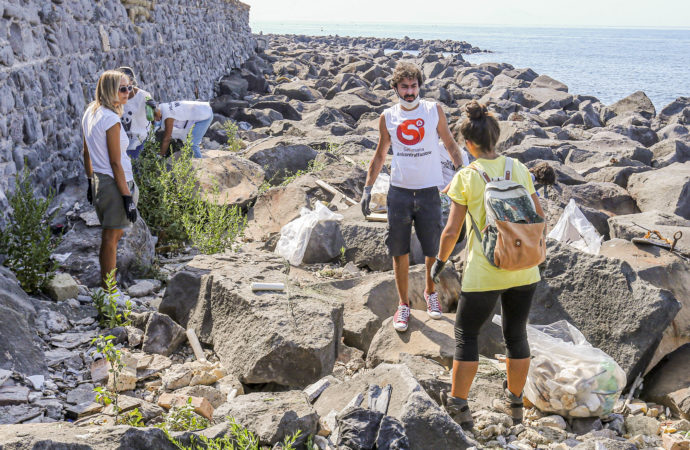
[393,304,410,332]
[424,291,442,319]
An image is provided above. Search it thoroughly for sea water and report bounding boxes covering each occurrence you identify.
[252,21,690,110]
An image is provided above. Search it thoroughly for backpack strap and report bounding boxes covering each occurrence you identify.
[504,157,514,181]
[468,163,492,184]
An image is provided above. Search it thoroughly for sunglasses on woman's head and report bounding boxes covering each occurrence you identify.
[119,85,133,93]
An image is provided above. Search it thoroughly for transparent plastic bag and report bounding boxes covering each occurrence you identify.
[493,315,626,418]
[547,199,603,255]
[275,202,343,266]
[370,173,390,213]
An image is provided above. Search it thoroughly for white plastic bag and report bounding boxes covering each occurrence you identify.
[493,315,626,418]
[370,173,390,213]
[547,199,603,255]
[275,202,343,266]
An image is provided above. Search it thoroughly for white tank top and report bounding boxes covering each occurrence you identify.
[384,100,444,189]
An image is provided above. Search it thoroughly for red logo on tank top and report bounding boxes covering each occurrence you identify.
[396,119,425,146]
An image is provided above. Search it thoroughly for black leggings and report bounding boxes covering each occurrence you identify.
[454,283,537,361]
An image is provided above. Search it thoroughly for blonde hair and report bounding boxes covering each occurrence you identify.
[88,70,126,117]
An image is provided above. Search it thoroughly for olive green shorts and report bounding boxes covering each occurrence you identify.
[93,173,139,229]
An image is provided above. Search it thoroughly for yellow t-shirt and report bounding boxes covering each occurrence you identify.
[447,156,541,292]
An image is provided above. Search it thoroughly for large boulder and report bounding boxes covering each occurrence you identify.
[560,182,639,216]
[244,181,313,242]
[166,251,344,388]
[600,239,690,371]
[0,267,46,376]
[192,151,265,209]
[518,87,574,110]
[496,120,548,152]
[311,264,461,354]
[273,81,319,102]
[641,344,690,418]
[53,211,155,287]
[313,363,476,450]
[366,310,456,368]
[531,74,568,92]
[563,135,653,175]
[212,391,318,446]
[609,91,656,120]
[627,162,690,219]
[243,137,318,184]
[650,139,690,168]
[0,424,177,449]
[530,240,681,381]
[653,96,690,129]
[327,92,381,121]
[339,205,425,272]
[608,210,690,255]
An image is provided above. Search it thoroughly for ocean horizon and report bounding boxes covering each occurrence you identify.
[251,21,690,110]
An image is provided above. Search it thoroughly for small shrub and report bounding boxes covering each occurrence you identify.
[91,335,125,423]
[122,408,144,427]
[223,120,242,152]
[0,165,61,293]
[135,131,246,254]
[157,397,210,432]
[164,417,304,449]
[92,269,132,328]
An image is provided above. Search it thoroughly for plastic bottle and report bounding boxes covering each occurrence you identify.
[145,96,154,122]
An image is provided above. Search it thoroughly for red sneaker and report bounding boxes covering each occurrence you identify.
[393,304,410,332]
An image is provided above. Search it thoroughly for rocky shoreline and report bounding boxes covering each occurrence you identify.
[1,32,690,449]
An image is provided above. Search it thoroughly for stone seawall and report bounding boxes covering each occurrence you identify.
[0,0,255,223]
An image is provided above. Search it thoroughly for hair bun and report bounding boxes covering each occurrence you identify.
[465,101,487,120]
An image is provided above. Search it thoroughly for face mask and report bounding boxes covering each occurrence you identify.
[397,90,420,109]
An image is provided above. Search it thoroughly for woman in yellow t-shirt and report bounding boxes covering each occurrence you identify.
[431,101,545,430]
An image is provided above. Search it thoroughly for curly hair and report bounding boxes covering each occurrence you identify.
[530,162,557,185]
[458,100,500,153]
[391,62,423,88]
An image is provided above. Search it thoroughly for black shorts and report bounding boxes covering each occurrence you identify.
[385,185,442,257]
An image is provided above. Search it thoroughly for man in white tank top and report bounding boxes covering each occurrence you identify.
[361,62,465,332]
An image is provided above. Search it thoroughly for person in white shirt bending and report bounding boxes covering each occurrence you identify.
[153,101,213,158]
[360,61,465,332]
[81,70,138,291]
[117,66,156,159]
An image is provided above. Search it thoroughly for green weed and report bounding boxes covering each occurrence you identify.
[223,121,242,152]
[92,269,131,328]
[0,164,61,293]
[157,397,210,432]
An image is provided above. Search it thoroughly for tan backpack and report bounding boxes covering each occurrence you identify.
[467,158,546,270]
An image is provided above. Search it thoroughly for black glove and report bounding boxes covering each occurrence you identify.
[122,195,137,223]
[360,185,372,217]
[145,98,157,109]
[431,258,446,284]
[87,178,93,205]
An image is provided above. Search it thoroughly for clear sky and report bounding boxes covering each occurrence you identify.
[243,0,690,28]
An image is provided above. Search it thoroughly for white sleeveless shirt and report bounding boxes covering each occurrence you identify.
[384,100,444,189]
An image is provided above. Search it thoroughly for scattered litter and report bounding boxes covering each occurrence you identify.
[548,199,603,255]
[186,329,207,362]
[51,252,72,263]
[494,315,626,418]
[250,282,285,291]
[370,173,390,213]
[315,179,357,206]
[275,202,343,266]
[365,213,387,222]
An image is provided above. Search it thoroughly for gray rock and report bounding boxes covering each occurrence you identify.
[176,251,343,387]
[627,162,690,219]
[563,135,652,174]
[66,384,96,405]
[273,81,319,102]
[642,344,690,413]
[650,139,690,168]
[530,240,681,381]
[609,91,656,120]
[142,312,186,357]
[193,150,266,209]
[45,273,79,301]
[53,214,155,288]
[338,205,425,272]
[654,96,690,128]
[127,280,156,298]
[560,182,639,216]
[213,390,318,445]
[244,137,318,184]
[174,385,226,409]
[583,163,651,189]
[609,124,659,148]
[532,74,568,92]
[624,414,661,436]
[311,263,461,354]
[313,363,476,450]
[0,267,46,376]
[0,386,29,406]
[572,437,636,450]
[159,268,208,329]
[496,120,548,152]
[327,92,381,121]
[0,404,44,425]
[0,423,178,449]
